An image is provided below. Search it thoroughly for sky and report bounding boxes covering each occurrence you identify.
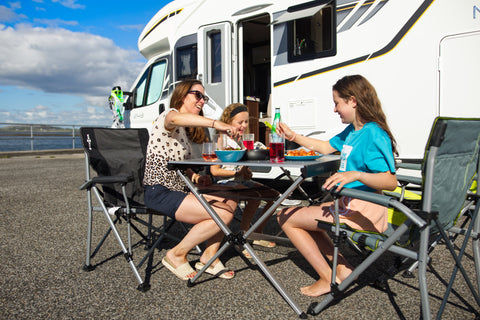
[0,0,173,126]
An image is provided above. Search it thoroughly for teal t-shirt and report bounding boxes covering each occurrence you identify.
[329,122,396,191]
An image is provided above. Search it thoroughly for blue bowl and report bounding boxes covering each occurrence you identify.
[215,150,246,162]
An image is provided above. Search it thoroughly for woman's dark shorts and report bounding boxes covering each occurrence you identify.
[144,185,188,219]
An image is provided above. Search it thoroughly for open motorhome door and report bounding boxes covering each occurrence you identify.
[197,22,232,120]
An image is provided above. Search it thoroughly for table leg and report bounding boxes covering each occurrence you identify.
[176,169,307,318]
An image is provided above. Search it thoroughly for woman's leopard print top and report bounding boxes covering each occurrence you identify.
[143,110,191,192]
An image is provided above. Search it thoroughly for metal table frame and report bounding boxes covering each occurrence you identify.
[168,155,340,318]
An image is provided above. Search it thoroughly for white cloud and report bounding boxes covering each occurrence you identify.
[0,23,144,98]
[33,18,78,27]
[5,103,111,125]
[118,24,144,32]
[0,23,144,126]
[10,2,22,10]
[0,4,26,22]
[52,0,85,10]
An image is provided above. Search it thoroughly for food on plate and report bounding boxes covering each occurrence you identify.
[286,149,317,156]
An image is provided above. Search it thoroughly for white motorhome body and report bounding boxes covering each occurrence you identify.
[125,0,480,163]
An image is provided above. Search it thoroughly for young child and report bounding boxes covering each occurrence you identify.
[276,75,398,296]
[211,103,279,255]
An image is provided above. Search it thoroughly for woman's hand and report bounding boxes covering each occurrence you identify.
[214,121,240,139]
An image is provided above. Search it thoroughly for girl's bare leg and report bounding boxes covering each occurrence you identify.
[278,205,353,297]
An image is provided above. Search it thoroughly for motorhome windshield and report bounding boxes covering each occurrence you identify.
[134,59,167,108]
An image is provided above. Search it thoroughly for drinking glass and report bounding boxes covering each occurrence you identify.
[269,133,285,163]
[202,142,217,161]
[242,133,254,150]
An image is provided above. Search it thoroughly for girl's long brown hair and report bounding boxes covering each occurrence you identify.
[333,75,398,156]
[170,79,209,143]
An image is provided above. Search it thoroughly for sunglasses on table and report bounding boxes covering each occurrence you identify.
[188,90,209,103]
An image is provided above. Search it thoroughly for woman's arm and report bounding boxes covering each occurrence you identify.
[165,110,238,137]
[277,122,337,155]
[323,171,397,192]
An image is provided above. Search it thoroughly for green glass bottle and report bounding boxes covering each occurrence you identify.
[272,107,281,133]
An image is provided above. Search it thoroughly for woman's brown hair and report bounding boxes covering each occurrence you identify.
[333,75,398,156]
[170,79,209,143]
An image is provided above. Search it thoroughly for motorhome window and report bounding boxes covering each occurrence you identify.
[146,60,167,105]
[176,45,197,80]
[287,4,335,62]
[209,31,222,83]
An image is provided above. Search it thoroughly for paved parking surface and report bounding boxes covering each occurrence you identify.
[0,153,478,319]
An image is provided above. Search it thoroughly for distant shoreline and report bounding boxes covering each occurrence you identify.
[0,148,83,158]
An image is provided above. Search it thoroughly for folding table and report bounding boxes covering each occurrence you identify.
[168,155,340,318]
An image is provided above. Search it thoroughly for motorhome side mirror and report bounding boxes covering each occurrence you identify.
[123,91,134,110]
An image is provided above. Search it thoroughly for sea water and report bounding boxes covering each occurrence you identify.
[0,131,82,152]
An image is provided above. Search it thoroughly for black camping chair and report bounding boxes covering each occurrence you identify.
[79,127,198,291]
[309,117,480,319]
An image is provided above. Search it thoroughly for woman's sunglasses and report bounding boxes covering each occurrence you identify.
[188,90,209,103]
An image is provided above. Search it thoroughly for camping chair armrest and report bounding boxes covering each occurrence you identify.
[396,162,422,171]
[331,187,427,228]
[79,174,134,190]
[396,174,422,186]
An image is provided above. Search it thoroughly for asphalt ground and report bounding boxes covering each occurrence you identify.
[0,152,479,319]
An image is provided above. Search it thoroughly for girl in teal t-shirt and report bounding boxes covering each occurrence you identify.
[276,75,398,297]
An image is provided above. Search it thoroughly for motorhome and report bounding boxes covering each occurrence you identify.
[124,0,480,162]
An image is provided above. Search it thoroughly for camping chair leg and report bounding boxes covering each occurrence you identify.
[473,202,480,297]
[330,197,341,287]
[402,201,473,278]
[436,208,480,318]
[136,216,180,268]
[417,225,431,320]
[92,186,146,288]
[84,188,95,271]
[308,222,427,317]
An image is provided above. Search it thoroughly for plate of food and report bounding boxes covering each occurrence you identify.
[285,149,322,161]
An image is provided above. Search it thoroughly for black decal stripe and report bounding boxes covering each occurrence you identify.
[274,0,435,87]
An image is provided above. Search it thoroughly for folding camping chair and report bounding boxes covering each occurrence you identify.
[79,127,197,291]
[309,117,480,319]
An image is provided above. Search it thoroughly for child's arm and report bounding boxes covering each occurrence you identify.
[323,171,397,192]
[277,122,337,155]
[210,164,236,178]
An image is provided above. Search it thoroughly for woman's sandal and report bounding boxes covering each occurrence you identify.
[242,249,252,259]
[162,256,197,280]
[252,239,276,248]
[195,261,235,279]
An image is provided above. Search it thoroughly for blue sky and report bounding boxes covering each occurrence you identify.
[0,0,172,126]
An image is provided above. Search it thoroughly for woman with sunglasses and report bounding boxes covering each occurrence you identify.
[143,79,239,280]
